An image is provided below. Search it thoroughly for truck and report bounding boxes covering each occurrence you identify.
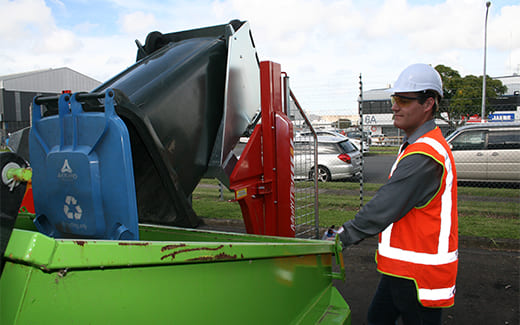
[0,20,351,324]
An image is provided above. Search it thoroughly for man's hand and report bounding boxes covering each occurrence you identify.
[335,227,346,250]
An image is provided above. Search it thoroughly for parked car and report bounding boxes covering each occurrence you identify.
[446,122,520,183]
[297,130,369,153]
[343,130,370,153]
[370,134,388,146]
[294,135,362,182]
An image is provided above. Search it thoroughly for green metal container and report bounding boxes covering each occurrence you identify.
[1,216,350,324]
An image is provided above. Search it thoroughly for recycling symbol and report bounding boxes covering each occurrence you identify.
[64,195,82,220]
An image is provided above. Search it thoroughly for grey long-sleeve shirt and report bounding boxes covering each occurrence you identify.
[339,120,443,247]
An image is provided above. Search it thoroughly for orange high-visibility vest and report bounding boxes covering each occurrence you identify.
[376,127,458,308]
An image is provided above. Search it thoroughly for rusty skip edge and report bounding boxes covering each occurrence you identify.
[72,242,241,262]
[57,241,335,270]
[159,244,239,261]
[123,241,333,261]
[5,229,339,272]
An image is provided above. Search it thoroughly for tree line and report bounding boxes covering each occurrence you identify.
[434,65,508,128]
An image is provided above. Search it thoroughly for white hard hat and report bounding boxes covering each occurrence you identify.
[390,63,443,97]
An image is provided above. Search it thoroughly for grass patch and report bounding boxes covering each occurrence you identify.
[192,184,242,220]
[316,208,357,228]
[317,181,382,192]
[317,194,371,209]
[368,147,399,155]
[458,200,519,219]
[458,185,520,198]
[459,215,519,239]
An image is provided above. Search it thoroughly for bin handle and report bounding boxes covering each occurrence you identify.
[69,89,115,153]
[58,92,72,149]
[330,235,346,280]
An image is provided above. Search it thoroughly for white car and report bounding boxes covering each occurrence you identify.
[446,122,520,183]
[371,134,388,146]
[293,135,362,182]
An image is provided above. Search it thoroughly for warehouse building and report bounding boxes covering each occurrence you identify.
[0,67,101,144]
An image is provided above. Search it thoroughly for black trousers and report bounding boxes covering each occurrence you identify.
[367,274,442,325]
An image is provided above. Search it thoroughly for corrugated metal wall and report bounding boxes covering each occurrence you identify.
[0,67,100,93]
[1,68,101,143]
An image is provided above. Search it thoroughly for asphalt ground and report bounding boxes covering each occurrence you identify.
[200,218,520,325]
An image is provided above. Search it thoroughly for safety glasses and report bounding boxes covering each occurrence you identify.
[390,94,422,107]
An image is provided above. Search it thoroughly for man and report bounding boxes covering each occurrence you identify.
[337,63,458,325]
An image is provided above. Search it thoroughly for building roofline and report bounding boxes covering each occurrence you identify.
[0,67,100,84]
[495,74,520,79]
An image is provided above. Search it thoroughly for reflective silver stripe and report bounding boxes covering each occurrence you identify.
[380,224,393,247]
[389,150,405,175]
[419,285,456,301]
[415,137,454,255]
[380,136,456,265]
[378,244,458,265]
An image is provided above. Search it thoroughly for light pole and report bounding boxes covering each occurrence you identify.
[481,1,491,123]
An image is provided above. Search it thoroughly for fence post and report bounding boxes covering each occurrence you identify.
[358,74,364,208]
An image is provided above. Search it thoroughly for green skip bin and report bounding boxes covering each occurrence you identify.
[1,220,350,324]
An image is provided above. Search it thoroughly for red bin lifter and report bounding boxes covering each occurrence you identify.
[229,61,296,237]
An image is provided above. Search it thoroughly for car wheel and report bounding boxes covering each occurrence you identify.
[310,166,331,182]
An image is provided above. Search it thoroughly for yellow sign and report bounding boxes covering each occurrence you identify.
[235,188,247,200]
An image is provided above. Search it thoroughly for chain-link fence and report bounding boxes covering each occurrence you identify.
[288,111,519,241]
[366,123,519,239]
[290,91,320,239]
[293,140,319,239]
[288,88,520,239]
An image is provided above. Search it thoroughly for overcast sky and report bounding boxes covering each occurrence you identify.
[0,0,518,115]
